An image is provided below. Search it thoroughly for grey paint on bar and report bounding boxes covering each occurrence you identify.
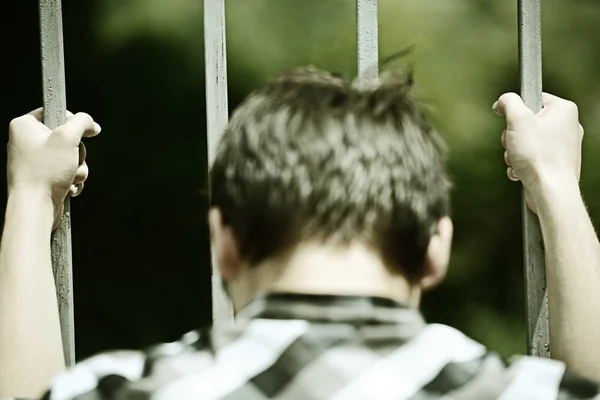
[356,0,379,84]
[204,0,234,325]
[39,0,75,366]
[518,0,549,358]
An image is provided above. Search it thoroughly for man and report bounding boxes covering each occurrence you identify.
[1,67,599,399]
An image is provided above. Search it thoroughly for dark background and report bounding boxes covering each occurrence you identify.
[2,0,600,360]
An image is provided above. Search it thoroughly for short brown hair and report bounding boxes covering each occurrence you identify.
[210,66,450,281]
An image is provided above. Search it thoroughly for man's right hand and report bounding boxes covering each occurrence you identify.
[492,92,583,212]
[493,93,600,383]
[7,109,101,228]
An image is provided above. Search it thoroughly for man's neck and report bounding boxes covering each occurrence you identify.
[231,243,421,311]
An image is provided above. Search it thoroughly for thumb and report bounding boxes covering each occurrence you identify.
[52,112,101,147]
[493,92,534,129]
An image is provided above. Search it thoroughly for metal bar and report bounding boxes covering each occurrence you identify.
[39,0,75,366]
[518,0,549,358]
[204,0,234,325]
[356,0,379,84]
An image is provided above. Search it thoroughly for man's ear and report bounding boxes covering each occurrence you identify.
[208,208,242,281]
[420,216,453,291]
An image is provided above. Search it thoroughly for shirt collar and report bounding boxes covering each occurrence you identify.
[237,292,426,328]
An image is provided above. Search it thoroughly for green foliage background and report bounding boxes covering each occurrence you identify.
[3,0,600,360]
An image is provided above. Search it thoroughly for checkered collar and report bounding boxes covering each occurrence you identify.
[237,292,426,328]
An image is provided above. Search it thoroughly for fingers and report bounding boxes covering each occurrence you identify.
[70,162,88,197]
[493,92,535,131]
[496,92,581,185]
[541,92,580,120]
[493,93,530,117]
[79,142,87,165]
[67,162,88,197]
[503,150,519,182]
[60,112,101,138]
[28,108,74,123]
[27,108,44,121]
[541,92,563,108]
[494,94,526,183]
[541,92,577,110]
[74,162,89,185]
[15,109,99,144]
[9,109,50,134]
[68,182,84,197]
[53,112,101,146]
[507,167,519,182]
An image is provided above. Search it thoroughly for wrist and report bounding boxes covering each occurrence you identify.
[526,171,581,208]
[6,186,55,226]
[8,183,52,199]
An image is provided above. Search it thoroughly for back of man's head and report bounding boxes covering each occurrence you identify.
[210,66,450,284]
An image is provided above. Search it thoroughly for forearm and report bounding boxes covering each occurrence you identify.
[533,178,600,381]
[0,189,65,398]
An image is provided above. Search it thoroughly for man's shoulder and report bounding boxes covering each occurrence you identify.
[43,329,216,399]
[393,323,600,400]
[44,349,147,399]
[502,355,600,399]
[40,318,308,399]
[434,325,600,400]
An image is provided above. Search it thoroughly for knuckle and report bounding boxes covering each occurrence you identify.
[76,112,93,123]
[499,92,519,101]
[497,93,518,108]
[79,163,89,177]
[76,161,89,173]
[8,116,24,131]
[75,111,90,118]
[53,124,69,136]
[563,100,579,114]
[79,142,87,157]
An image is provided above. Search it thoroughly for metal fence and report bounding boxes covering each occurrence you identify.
[40,0,547,365]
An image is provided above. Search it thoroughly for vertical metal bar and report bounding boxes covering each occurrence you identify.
[518,0,549,358]
[356,0,379,84]
[204,0,234,326]
[39,0,75,366]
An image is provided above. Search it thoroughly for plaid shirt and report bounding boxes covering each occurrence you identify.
[9,293,600,399]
